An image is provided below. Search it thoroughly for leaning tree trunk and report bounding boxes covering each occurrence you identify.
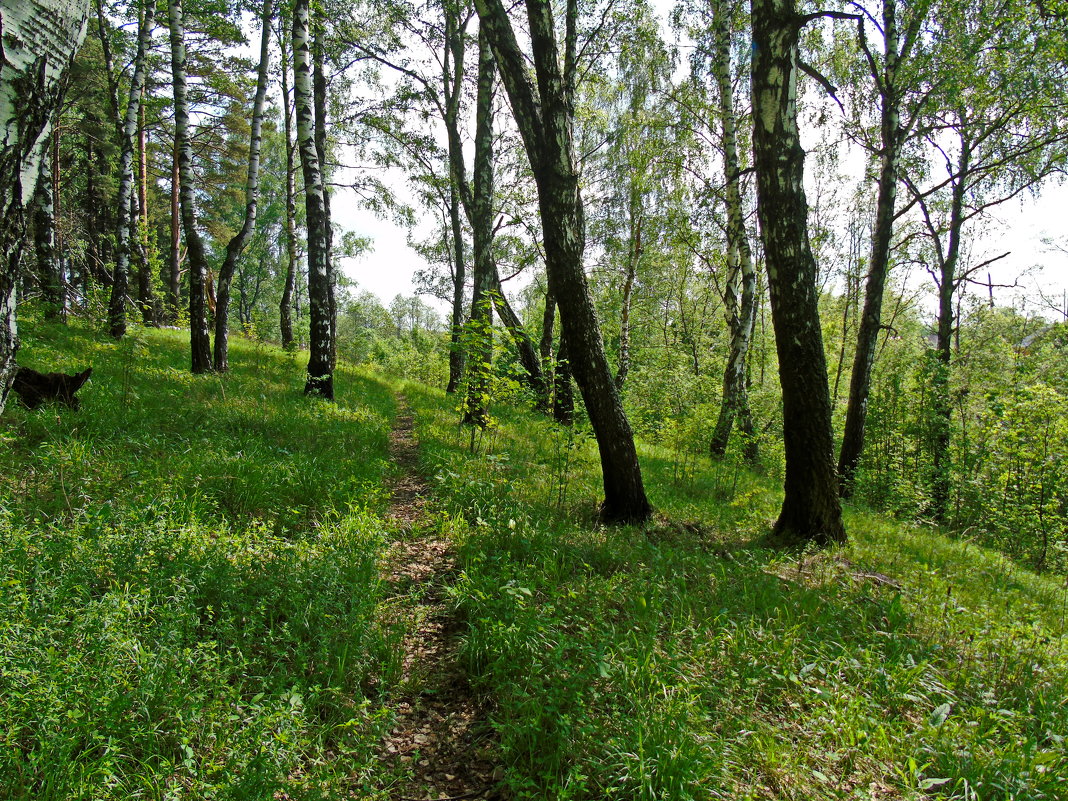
[294,0,332,397]
[463,30,495,427]
[709,0,758,460]
[107,0,155,339]
[0,0,88,413]
[214,0,273,372]
[168,0,212,372]
[751,0,845,545]
[492,265,545,395]
[838,0,904,496]
[475,0,652,523]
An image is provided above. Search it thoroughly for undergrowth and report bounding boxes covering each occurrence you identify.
[400,379,1068,801]
[0,317,402,800]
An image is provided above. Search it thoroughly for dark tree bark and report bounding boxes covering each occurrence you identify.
[837,0,925,495]
[708,0,757,460]
[168,0,212,372]
[492,265,545,396]
[553,331,574,425]
[0,0,88,413]
[538,288,556,412]
[312,18,336,372]
[463,30,495,427]
[293,0,332,397]
[213,0,273,372]
[474,0,652,523]
[750,0,845,545]
[443,1,470,394]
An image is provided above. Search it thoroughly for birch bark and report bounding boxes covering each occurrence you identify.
[750,0,845,544]
[0,0,89,412]
[108,0,155,339]
[168,0,212,372]
[213,0,273,372]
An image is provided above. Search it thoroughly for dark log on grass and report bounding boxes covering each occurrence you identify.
[13,367,92,409]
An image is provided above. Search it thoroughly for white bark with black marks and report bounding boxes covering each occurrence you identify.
[0,0,89,413]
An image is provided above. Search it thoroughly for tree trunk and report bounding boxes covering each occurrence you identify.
[168,0,213,373]
[928,136,970,524]
[312,19,336,372]
[475,0,652,523]
[213,0,273,372]
[838,0,904,496]
[614,210,639,391]
[538,288,556,412]
[492,266,545,395]
[107,0,155,339]
[294,0,332,397]
[33,138,64,318]
[167,136,181,324]
[135,90,156,326]
[553,331,574,425]
[443,2,469,393]
[751,0,845,545]
[279,22,297,350]
[463,30,495,427]
[0,0,89,413]
[709,0,758,460]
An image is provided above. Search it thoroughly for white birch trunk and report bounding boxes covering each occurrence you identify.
[108,0,155,339]
[0,0,89,412]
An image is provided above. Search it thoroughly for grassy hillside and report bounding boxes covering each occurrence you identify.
[2,318,1065,800]
[401,381,1068,801]
[1,319,402,799]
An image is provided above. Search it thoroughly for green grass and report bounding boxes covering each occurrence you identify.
[400,379,1068,801]
[6,317,1066,801]
[1,318,402,800]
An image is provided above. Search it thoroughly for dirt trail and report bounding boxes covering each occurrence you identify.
[378,395,500,801]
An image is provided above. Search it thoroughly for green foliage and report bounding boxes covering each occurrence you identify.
[399,377,1068,801]
[0,318,401,799]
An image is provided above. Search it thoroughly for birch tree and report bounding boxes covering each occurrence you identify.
[107,0,156,339]
[213,0,274,372]
[474,0,652,523]
[0,0,89,412]
[750,0,847,544]
[168,0,212,372]
[293,0,333,397]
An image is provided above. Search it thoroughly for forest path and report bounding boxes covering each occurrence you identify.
[378,394,500,801]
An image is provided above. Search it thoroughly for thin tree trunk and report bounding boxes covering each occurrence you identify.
[108,0,155,339]
[475,0,652,523]
[168,0,213,372]
[294,0,332,396]
[135,94,156,326]
[492,266,545,394]
[0,0,88,413]
[33,138,64,318]
[312,19,336,372]
[444,1,469,393]
[463,30,495,427]
[709,0,757,460]
[167,136,181,323]
[213,0,273,372]
[614,210,639,391]
[838,0,904,496]
[538,288,556,412]
[553,331,574,425]
[279,21,297,350]
[751,0,845,545]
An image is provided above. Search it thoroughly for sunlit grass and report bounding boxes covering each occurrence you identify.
[1,316,401,800]
[400,378,1068,801]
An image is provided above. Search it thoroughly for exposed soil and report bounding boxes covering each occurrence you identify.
[378,396,501,801]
